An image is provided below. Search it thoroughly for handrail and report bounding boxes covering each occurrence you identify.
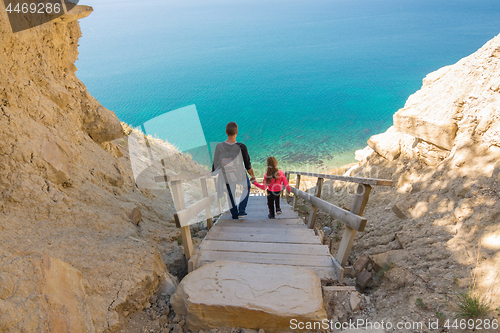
[155,171,220,261]
[285,169,393,281]
[174,193,217,228]
[286,171,393,186]
[290,187,367,231]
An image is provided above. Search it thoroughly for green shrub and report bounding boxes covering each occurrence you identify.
[455,291,490,319]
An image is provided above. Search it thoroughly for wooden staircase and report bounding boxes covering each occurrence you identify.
[194,196,337,281]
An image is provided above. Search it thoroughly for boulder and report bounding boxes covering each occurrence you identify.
[82,104,124,143]
[367,127,401,161]
[171,261,327,331]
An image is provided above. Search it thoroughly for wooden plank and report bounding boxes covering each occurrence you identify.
[336,184,372,267]
[198,250,334,267]
[216,218,304,225]
[292,174,301,210]
[180,225,194,260]
[331,256,344,284]
[170,180,185,228]
[214,221,306,229]
[205,231,321,244]
[196,260,336,281]
[170,180,194,260]
[291,187,367,231]
[175,193,217,227]
[285,171,393,186]
[307,178,324,229]
[200,178,213,230]
[209,225,315,236]
[188,251,199,273]
[154,172,214,183]
[220,211,298,220]
[200,240,331,256]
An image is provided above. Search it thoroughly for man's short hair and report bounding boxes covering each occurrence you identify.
[226,122,238,136]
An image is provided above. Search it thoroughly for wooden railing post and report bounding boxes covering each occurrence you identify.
[282,173,290,198]
[292,174,301,211]
[213,176,223,215]
[307,178,324,229]
[171,180,194,260]
[200,178,213,230]
[336,184,372,266]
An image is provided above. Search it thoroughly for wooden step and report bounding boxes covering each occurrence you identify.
[214,221,306,229]
[209,225,315,236]
[205,231,321,244]
[198,250,333,267]
[200,240,331,256]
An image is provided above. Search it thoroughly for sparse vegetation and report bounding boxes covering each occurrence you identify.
[416,298,426,309]
[455,290,490,319]
[495,306,500,315]
[436,311,445,319]
[375,262,393,281]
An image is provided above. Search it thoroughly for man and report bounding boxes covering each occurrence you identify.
[212,122,256,219]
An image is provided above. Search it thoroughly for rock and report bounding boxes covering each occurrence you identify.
[369,250,412,272]
[197,230,208,238]
[349,292,362,312]
[171,261,327,331]
[0,255,95,332]
[355,146,375,161]
[41,137,71,183]
[82,103,125,143]
[258,330,265,333]
[159,272,178,296]
[353,254,369,273]
[129,207,142,225]
[391,203,407,219]
[356,269,372,290]
[323,226,333,235]
[367,127,402,161]
[171,323,183,333]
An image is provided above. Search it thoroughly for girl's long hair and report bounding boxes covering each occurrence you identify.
[265,156,279,186]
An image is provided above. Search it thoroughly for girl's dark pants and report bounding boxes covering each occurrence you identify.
[266,190,281,217]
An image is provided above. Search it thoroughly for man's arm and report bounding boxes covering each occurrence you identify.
[212,144,220,172]
[247,168,256,182]
[238,143,255,181]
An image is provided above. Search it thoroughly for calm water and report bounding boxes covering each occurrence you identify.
[76,0,500,172]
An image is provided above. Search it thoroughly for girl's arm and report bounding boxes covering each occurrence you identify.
[281,171,292,192]
[252,173,267,190]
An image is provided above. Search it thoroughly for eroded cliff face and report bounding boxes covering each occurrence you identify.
[0,5,204,332]
[310,33,500,326]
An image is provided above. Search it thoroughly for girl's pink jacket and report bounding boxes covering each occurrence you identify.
[253,170,292,192]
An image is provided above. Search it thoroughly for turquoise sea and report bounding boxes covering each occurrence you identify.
[76,0,500,173]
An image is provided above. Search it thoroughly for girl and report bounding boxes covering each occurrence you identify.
[252,156,291,219]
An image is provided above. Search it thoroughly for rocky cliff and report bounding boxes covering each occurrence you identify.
[0,5,205,332]
[312,33,500,325]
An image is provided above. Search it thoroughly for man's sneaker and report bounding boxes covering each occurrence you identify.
[238,212,248,218]
[268,214,275,219]
[276,209,282,214]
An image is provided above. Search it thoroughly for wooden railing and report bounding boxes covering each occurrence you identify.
[155,172,222,260]
[285,171,393,281]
